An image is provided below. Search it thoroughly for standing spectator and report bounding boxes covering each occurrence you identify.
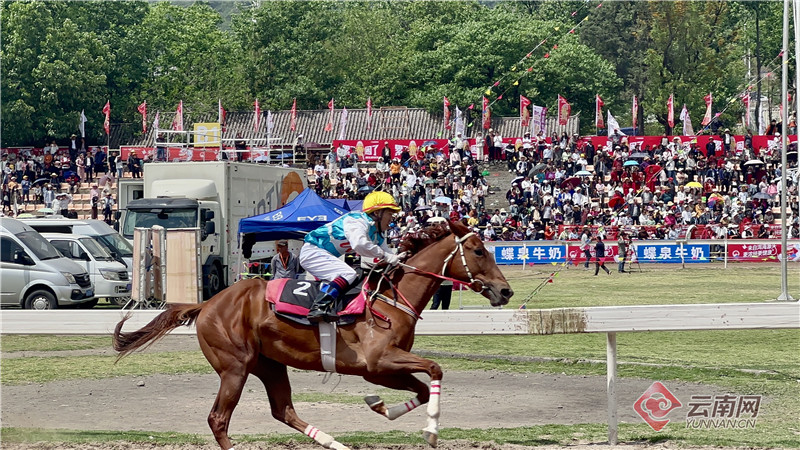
[594,235,611,275]
[56,192,72,217]
[68,134,80,166]
[431,280,453,310]
[269,240,302,280]
[101,191,115,224]
[580,225,592,270]
[84,150,94,182]
[115,152,124,179]
[94,147,108,175]
[20,175,31,204]
[127,151,141,178]
[617,231,630,273]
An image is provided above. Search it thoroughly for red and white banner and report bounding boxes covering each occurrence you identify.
[365,97,372,131]
[325,98,334,132]
[595,94,605,129]
[520,95,531,128]
[152,111,160,133]
[253,99,261,133]
[667,94,674,128]
[218,99,226,129]
[557,95,570,126]
[172,100,184,132]
[102,101,110,135]
[742,92,751,128]
[290,98,297,132]
[680,104,694,136]
[443,96,451,130]
[566,244,620,264]
[332,139,450,162]
[482,96,491,130]
[137,101,147,134]
[727,243,781,262]
[632,95,638,130]
[701,93,713,126]
[338,107,348,141]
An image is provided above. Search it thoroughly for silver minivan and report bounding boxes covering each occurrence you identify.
[41,233,131,308]
[0,217,95,309]
[20,218,134,269]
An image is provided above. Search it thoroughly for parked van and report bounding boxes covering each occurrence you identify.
[20,218,134,269]
[0,217,95,309]
[41,233,131,307]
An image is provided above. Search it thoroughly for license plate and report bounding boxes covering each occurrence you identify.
[85,289,93,297]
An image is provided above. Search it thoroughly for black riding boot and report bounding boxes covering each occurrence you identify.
[307,284,341,323]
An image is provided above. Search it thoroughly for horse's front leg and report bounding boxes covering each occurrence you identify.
[364,347,443,448]
[362,373,428,420]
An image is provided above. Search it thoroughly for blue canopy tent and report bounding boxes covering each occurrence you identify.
[239,188,347,243]
[326,198,351,211]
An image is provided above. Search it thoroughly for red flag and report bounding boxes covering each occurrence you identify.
[557,95,570,126]
[520,95,531,128]
[366,97,372,131]
[482,96,491,130]
[102,101,110,135]
[325,98,334,132]
[171,100,183,131]
[667,94,674,128]
[632,95,638,130]
[290,98,297,132]
[137,101,147,134]
[253,99,261,132]
[443,96,451,130]
[595,95,605,129]
[218,99,226,128]
[701,93,713,126]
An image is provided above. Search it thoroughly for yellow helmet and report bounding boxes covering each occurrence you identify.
[363,191,401,213]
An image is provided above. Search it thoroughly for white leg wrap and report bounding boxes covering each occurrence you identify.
[423,380,441,435]
[304,424,350,450]
[386,397,421,420]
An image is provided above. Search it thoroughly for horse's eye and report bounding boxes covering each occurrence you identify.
[474,249,484,257]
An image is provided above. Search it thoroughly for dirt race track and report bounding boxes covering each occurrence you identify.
[1,336,731,450]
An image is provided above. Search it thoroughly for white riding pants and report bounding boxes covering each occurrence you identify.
[299,243,358,285]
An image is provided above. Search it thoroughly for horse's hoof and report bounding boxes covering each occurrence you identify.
[364,395,382,408]
[422,430,438,448]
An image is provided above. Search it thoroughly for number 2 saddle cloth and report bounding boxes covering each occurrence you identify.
[264,278,368,326]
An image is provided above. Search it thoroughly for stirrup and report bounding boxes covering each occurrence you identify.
[307,307,339,323]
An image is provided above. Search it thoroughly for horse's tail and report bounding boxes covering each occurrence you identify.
[113,303,204,360]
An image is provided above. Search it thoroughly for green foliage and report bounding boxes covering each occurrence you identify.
[0,1,790,146]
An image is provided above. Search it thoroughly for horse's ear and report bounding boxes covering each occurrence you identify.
[448,219,469,237]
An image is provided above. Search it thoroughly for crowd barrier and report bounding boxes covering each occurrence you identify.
[485,239,800,265]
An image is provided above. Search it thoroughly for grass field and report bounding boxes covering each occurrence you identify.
[2,264,799,447]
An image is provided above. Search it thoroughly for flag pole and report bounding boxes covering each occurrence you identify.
[778,0,793,301]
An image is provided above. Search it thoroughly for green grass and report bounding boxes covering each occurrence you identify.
[2,265,799,447]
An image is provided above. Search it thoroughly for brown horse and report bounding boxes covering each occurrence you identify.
[113,220,513,450]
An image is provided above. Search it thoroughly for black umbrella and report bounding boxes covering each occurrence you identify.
[32,178,49,186]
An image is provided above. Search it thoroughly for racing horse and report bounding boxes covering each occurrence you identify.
[113,220,513,450]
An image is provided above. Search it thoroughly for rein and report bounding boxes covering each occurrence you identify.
[365,232,485,325]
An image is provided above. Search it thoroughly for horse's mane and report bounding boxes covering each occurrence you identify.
[398,223,452,257]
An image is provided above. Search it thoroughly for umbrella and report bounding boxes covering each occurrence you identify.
[32,178,49,186]
[608,196,624,209]
[433,196,452,205]
[37,207,56,214]
[686,181,703,189]
[358,186,373,193]
[753,192,773,200]
[629,152,649,159]
[16,213,35,218]
[560,177,581,189]
[744,159,765,166]
[415,204,432,211]
[422,140,438,147]
[575,170,592,177]
[510,176,524,186]
[424,179,437,184]
[623,160,640,167]
[530,163,548,176]
[645,164,663,177]
[427,216,447,224]
[341,167,358,174]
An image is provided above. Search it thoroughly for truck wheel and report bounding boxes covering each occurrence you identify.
[110,296,130,307]
[24,290,58,310]
[76,299,99,309]
[204,263,222,300]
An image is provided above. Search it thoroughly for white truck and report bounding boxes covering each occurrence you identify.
[119,162,306,298]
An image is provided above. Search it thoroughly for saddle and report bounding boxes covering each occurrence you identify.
[265,278,368,326]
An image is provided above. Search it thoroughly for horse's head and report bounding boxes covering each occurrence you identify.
[443,221,514,306]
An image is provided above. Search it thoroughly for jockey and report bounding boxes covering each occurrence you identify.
[300,191,405,323]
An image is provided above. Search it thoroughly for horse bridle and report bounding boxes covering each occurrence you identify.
[366,232,487,324]
[400,231,487,293]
